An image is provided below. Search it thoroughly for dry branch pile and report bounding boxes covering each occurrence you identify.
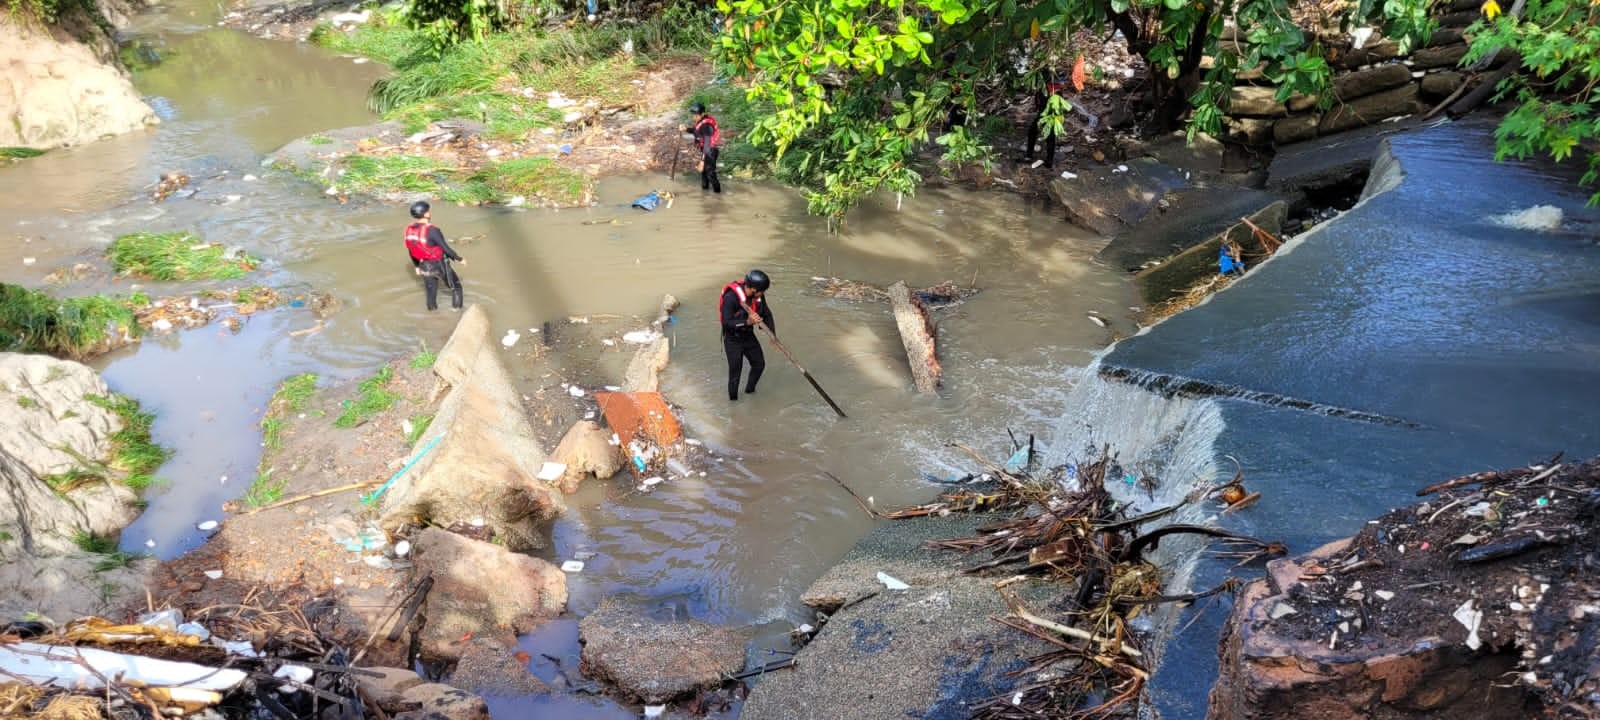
[873,442,1284,719]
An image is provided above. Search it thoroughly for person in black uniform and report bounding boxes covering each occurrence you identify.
[402,201,467,311]
[679,102,722,193]
[719,269,774,401]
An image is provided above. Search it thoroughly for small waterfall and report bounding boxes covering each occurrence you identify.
[1043,357,1227,669]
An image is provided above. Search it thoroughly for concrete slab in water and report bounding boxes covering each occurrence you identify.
[1265,119,1422,194]
[1096,186,1286,273]
[742,513,1056,720]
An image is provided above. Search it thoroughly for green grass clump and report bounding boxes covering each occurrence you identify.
[1,147,47,159]
[409,341,437,370]
[274,373,320,412]
[242,469,287,508]
[69,530,141,570]
[108,231,260,281]
[85,392,170,491]
[0,284,140,359]
[334,366,398,428]
[17,396,38,409]
[405,413,433,445]
[339,155,459,195]
[471,157,591,206]
[306,134,334,145]
[260,373,318,449]
[44,468,105,492]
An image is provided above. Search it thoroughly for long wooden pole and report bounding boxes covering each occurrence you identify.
[746,310,847,418]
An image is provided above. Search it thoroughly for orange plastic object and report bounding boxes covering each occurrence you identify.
[593,391,682,448]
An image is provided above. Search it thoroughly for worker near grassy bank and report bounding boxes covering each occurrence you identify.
[403,201,467,311]
[678,102,722,194]
[720,269,774,401]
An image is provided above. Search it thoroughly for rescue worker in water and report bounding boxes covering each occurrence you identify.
[719,269,775,401]
[403,201,467,311]
[678,102,722,193]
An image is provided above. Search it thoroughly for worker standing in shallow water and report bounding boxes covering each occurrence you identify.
[720,269,774,401]
[679,102,722,193]
[403,201,467,311]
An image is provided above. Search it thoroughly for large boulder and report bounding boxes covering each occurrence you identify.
[549,420,623,493]
[578,597,748,703]
[0,354,147,620]
[380,305,565,552]
[410,528,567,661]
[0,16,157,149]
[0,352,124,479]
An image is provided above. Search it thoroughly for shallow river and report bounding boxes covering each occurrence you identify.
[0,4,1138,717]
[5,2,1599,717]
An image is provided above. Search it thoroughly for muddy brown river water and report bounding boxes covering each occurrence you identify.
[0,5,1138,716]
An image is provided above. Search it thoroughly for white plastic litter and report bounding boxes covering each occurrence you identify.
[622,330,661,344]
[537,462,568,481]
[1453,599,1484,650]
[0,642,247,691]
[394,540,412,558]
[641,477,664,488]
[644,706,666,718]
[877,572,910,590]
[204,570,223,580]
[1087,314,1107,328]
[197,520,219,531]
[561,560,585,572]
[501,330,521,348]
[176,623,211,641]
[568,385,586,397]
[145,538,157,548]
[152,318,174,331]
[1060,171,1078,180]
[274,664,314,694]
[685,438,702,446]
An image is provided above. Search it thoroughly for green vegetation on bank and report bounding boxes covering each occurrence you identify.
[334,366,398,428]
[0,284,142,359]
[85,392,170,492]
[405,413,433,445]
[2,148,48,166]
[261,373,319,450]
[409,341,437,370]
[242,469,287,508]
[1465,0,1600,205]
[109,231,259,281]
[305,3,715,202]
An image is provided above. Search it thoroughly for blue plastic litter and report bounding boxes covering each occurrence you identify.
[633,454,647,472]
[1124,474,1137,484]
[1003,446,1030,473]
[631,191,666,211]
[289,300,305,307]
[1219,245,1245,274]
[559,144,573,154]
[363,433,444,505]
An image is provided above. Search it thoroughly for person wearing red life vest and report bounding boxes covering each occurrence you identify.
[678,102,722,193]
[403,201,467,311]
[719,269,774,401]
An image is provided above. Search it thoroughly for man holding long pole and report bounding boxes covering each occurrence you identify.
[718,269,848,417]
[719,269,774,402]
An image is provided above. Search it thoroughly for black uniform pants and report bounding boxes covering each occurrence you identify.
[701,147,721,193]
[723,333,764,400]
[421,260,463,311]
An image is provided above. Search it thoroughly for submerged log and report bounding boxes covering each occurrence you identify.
[887,281,941,393]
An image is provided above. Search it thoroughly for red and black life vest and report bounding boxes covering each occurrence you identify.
[404,222,443,261]
[720,280,762,317]
[694,114,721,151]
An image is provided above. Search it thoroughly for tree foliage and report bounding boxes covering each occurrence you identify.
[715,0,1431,220]
[1464,0,1600,204]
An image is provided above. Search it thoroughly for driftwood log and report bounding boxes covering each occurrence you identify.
[887,280,941,393]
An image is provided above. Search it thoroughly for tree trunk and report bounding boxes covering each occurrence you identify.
[887,281,941,393]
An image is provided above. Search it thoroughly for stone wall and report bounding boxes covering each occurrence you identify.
[1216,0,1485,148]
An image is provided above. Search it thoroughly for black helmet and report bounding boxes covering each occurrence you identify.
[690,102,707,114]
[744,269,770,291]
[409,201,430,219]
